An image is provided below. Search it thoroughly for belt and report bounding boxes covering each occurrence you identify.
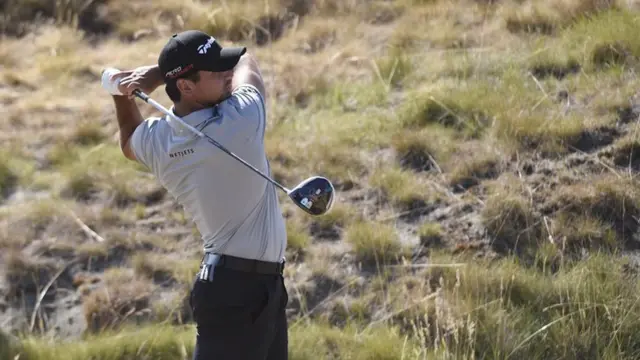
[201,253,285,275]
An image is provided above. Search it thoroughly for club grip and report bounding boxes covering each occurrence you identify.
[133,89,149,102]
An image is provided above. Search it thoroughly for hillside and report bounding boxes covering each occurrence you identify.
[4,0,640,359]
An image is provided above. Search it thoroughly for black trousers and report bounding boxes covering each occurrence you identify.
[189,255,289,360]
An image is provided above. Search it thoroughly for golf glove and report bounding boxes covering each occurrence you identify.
[101,67,124,96]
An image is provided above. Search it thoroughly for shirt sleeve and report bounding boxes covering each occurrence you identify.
[129,118,158,172]
[222,84,267,143]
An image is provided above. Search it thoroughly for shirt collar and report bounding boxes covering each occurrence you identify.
[166,106,216,135]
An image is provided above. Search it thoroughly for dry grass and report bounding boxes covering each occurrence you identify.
[81,267,155,334]
[344,221,408,265]
[131,252,179,284]
[3,251,58,302]
[54,144,164,205]
[500,0,621,35]
[446,140,507,191]
[306,202,360,240]
[10,250,640,359]
[546,175,640,251]
[418,222,444,248]
[285,216,312,257]
[606,136,640,170]
[5,0,640,357]
[390,126,457,173]
[0,198,80,251]
[369,164,439,212]
[482,174,542,257]
[399,88,491,137]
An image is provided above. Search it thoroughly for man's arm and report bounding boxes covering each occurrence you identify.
[232,53,266,98]
[112,95,144,161]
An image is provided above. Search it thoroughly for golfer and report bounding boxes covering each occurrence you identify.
[104,30,289,360]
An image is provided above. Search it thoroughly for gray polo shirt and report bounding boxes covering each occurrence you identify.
[129,85,287,263]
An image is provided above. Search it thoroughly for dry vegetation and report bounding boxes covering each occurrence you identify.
[4,0,640,358]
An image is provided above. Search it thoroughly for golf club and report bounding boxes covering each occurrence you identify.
[128,88,335,216]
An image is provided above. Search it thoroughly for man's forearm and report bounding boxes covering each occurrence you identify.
[144,65,165,92]
[232,53,266,96]
[112,95,143,155]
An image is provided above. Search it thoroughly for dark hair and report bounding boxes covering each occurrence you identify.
[165,71,201,102]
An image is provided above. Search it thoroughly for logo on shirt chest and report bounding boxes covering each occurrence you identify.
[169,148,195,158]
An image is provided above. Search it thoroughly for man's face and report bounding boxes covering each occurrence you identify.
[191,69,234,106]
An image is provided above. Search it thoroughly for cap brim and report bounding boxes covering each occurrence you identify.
[221,46,247,59]
[212,47,247,72]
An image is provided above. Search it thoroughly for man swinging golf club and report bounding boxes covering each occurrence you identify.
[102,30,292,359]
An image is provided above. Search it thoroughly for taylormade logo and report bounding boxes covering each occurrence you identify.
[197,37,215,54]
[300,198,313,209]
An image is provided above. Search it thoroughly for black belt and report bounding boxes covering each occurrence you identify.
[202,253,285,275]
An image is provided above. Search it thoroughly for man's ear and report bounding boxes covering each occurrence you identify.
[176,78,194,97]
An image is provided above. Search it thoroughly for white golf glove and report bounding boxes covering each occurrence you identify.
[101,67,124,96]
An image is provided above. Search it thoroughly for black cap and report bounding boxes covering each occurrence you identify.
[158,30,247,82]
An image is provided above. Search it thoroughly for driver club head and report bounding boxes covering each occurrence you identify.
[288,176,335,216]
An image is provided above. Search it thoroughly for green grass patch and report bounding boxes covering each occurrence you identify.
[0,154,19,198]
[445,140,507,190]
[523,8,640,75]
[605,136,640,169]
[404,66,615,154]
[70,119,108,146]
[81,267,155,334]
[314,81,390,112]
[527,44,581,80]
[3,251,58,301]
[369,165,435,211]
[168,259,201,287]
[7,321,423,360]
[0,149,36,198]
[10,324,194,360]
[131,252,178,283]
[372,51,413,90]
[345,221,407,265]
[448,154,502,189]
[407,250,640,359]
[501,0,619,36]
[75,241,110,262]
[53,143,157,203]
[307,202,360,240]
[0,198,71,250]
[266,110,393,187]
[564,8,640,71]
[546,175,640,250]
[481,174,542,257]
[551,213,618,253]
[418,222,444,248]
[390,126,457,172]
[285,217,312,257]
[551,60,640,114]
[290,321,419,360]
[400,88,490,137]
[9,250,640,359]
[115,0,270,43]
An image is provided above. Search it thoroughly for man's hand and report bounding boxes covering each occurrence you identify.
[101,66,154,161]
[110,65,164,97]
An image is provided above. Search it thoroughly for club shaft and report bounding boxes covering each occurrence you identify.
[133,90,290,194]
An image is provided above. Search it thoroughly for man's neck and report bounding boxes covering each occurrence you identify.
[173,101,206,118]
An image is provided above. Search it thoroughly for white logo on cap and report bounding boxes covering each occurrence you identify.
[166,66,182,77]
[197,37,215,54]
